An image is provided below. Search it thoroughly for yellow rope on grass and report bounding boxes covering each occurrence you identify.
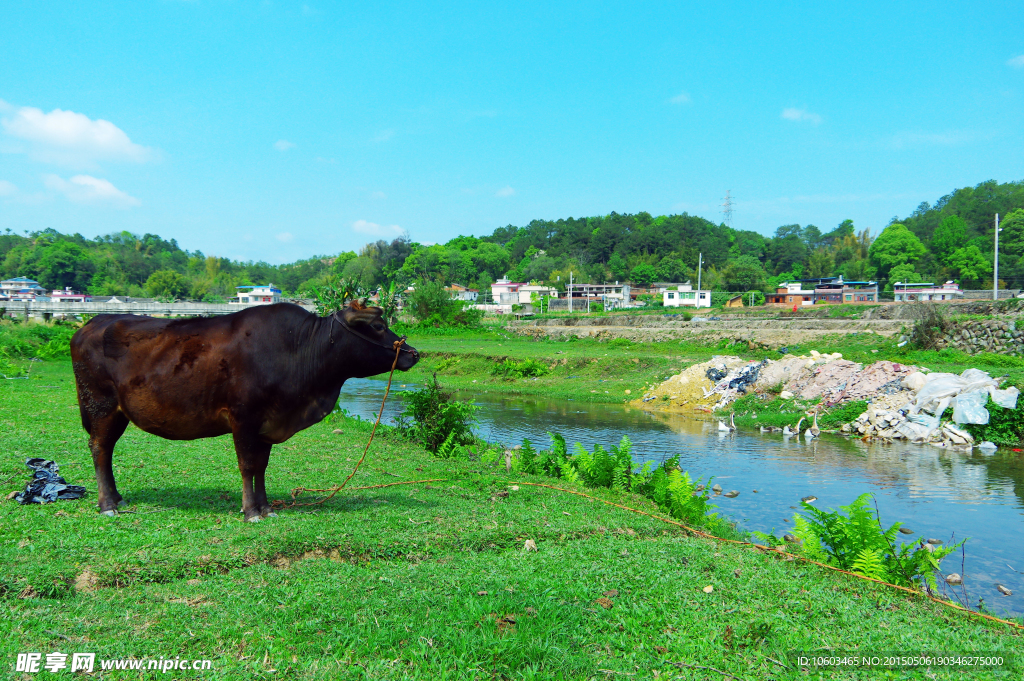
[510,480,1024,633]
[272,337,407,510]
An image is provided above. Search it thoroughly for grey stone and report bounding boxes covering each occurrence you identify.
[898,527,914,535]
[723,490,739,498]
[997,584,1013,596]
[711,484,722,493]
[926,538,943,545]
[945,573,962,585]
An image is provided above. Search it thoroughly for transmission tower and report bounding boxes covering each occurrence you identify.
[721,190,734,228]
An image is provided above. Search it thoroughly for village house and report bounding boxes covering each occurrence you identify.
[811,276,878,304]
[231,284,282,305]
[445,284,479,302]
[490,279,558,305]
[50,287,92,303]
[765,282,815,306]
[894,281,963,302]
[0,277,47,301]
[661,282,711,308]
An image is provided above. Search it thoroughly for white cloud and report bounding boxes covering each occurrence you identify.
[670,91,691,104]
[369,190,387,200]
[43,174,140,208]
[1007,55,1024,69]
[371,129,394,143]
[352,219,403,236]
[2,104,152,168]
[276,231,294,242]
[274,139,295,151]
[781,107,822,124]
[0,180,17,196]
[495,185,515,197]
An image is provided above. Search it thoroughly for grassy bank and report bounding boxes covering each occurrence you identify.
[3,361,1021,679]
[398,323,1024,408]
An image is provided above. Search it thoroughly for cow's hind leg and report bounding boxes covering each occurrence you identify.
[88,411,130,515]
[232,430,275,522]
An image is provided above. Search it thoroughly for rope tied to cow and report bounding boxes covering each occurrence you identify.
[271,337,406,510]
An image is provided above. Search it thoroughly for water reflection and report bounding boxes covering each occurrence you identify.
[339,378,1024,616]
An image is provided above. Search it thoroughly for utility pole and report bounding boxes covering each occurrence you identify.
[569,271,573,314]
[994,214,1001,301]
[697,253,703,296]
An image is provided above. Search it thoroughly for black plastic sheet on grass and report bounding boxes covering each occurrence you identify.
[14,458,87,505]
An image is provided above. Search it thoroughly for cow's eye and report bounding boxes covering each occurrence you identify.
[373,323,385,332]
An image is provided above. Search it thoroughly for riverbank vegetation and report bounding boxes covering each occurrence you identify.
[3,360,1021,679]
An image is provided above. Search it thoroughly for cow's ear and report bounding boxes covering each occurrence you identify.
[348,299,366,311]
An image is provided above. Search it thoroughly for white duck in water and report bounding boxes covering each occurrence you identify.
[718,412,736,432]
[784,417,804,437]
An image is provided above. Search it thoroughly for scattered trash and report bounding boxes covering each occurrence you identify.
[638,350,1021,450]
[14,459,87,505]
[705,366,728,383]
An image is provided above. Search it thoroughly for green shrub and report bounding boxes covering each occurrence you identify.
[408,281,484,328]
[397,374,478,453]
[515,434,717,526]
[973,353,1024,369]
[490,358,549,379]
[0,320,76,359]
[608,338,632,348]
[818,400,869,429]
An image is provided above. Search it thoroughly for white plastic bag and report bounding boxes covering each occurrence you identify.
[910,369,1000,416]
[990,386,1019,410]
[952,391,989,425]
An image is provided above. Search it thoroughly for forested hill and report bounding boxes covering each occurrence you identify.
[2,179,1022,301]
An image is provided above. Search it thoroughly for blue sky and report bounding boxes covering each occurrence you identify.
[2,1,1023,263]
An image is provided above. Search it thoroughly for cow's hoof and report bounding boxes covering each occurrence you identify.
[100,510,117,517]
[265,512,278,518]
[246,515,262,523]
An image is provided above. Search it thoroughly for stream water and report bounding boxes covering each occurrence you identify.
[339,378,1024,617]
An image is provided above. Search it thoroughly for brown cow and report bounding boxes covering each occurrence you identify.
[70,301,418,521]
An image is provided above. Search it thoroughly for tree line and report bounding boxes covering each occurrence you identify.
[2,179,1022,301]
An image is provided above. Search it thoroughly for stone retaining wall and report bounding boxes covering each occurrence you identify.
[931,319,1023,355]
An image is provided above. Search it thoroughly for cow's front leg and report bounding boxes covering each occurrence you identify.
[232,430,273,522]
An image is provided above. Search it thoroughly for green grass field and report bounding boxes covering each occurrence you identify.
[2,360,1022,679]
[398,323,1024,412]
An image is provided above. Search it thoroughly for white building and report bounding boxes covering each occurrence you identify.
[445,284,479,301]
[1,277,47,301]
[490,279,558,305]
[50,287,92,303]
[232,284,282,305]
[894,281,963,302]
[662,282,711,308]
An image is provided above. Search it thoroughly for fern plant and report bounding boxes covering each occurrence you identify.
[791,492,965,588]
[519,439,538,474]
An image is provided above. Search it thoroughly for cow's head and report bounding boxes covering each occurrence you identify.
[337,300,419,372]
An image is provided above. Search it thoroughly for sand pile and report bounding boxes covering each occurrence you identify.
[640,356,749,409]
